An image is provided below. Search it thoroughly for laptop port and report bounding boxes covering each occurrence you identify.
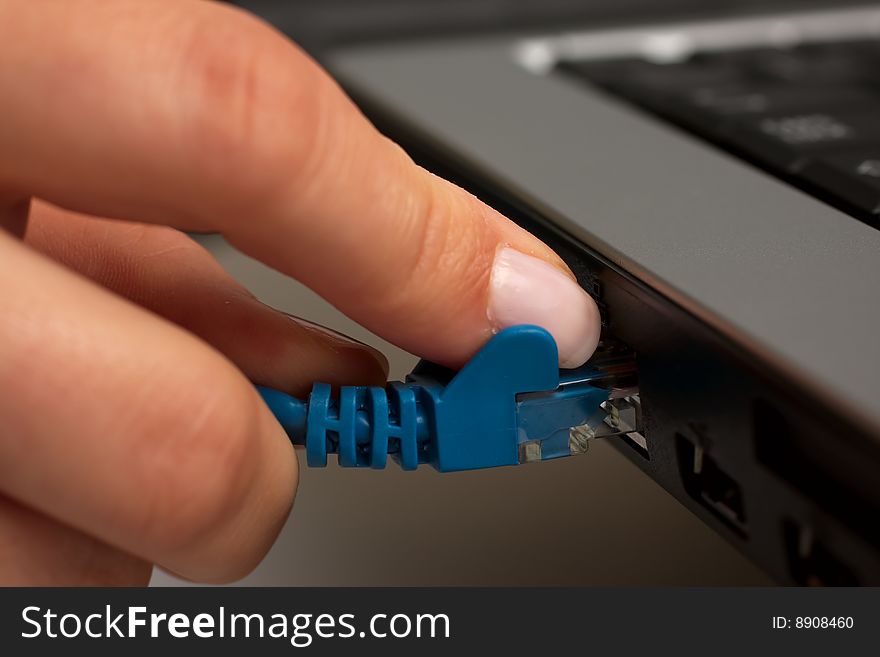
[754,399,880,548]
[603,394,649,460]
[620,431,651,461]
[676,434,748,538]
[783,520,860,586]
[620,431,650,460]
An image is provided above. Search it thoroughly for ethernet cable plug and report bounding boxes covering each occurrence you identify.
[258,325,640,473]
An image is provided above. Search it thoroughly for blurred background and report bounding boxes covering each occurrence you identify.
[228,0,819,53]
[151,235,771,586]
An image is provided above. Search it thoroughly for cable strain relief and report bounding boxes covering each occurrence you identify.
[304,382,425,469]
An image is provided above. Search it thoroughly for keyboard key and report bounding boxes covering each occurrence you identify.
[685,85,879,117]
[557,38,880,228]
[561,58,744,97]
[798,40,880,85]
[725,110,880,170]
[695,42,880,85]
[799,147,880,215]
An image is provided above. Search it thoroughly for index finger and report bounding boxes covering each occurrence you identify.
[0,0,600,368]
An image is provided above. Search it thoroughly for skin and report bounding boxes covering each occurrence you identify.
[0,0,585,585]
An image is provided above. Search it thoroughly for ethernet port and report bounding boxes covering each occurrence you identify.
[620,431,650,460]
[783,520,860,586]
[676,434,748,538]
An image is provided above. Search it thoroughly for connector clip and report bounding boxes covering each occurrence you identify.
[259,325,639,473]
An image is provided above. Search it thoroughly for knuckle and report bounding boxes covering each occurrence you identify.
[132,369,260,555]
[386,173,494,315]
[170,9,324,201]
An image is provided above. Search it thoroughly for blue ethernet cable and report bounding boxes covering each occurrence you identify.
[258,325,640,473]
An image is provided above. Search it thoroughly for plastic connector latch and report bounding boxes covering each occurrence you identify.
[258,325,639,473]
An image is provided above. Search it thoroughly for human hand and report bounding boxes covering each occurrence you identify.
[0,0,600,585]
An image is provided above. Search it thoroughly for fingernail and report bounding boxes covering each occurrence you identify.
[286,315,390,379]
[487,247,601,368]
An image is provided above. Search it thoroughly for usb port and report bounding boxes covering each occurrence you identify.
[783,520,859,586]
[676,434,748,538]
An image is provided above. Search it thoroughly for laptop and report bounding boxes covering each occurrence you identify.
[229,0,880,585]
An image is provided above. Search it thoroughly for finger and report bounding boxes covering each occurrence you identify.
[0,0,600,368]
[0,194,29,237]
[0,495,151,586]
[0,229,297,583]
[24,200,388,396]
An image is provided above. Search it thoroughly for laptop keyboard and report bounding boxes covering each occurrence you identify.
[558,39,880,228]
